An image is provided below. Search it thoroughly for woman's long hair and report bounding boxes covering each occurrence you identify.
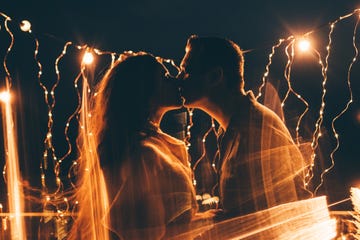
[94,52,162,170]
[68,52,165,239]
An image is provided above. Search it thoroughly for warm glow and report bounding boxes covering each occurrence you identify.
[20,20,31,32]
[1,89,27,239]
[0,6,359,239]
[0,91,11,103]
[82,51,94,65]
[297,38,311,52]
[356,109,360,124]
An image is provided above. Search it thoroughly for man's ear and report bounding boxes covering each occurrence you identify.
[206,66,223,86]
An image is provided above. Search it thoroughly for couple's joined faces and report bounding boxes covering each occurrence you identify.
[153,65,183,108]
[179,49,209,106]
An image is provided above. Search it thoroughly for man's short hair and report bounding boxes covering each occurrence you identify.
[186,35,245,92]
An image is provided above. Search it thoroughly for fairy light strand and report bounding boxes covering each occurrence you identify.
[256,37,291,100]
[283,38,310,145]
[67,71,84,189]
[191,119,216,185]
[40,41,73,197]
[0,10,358,236]
[295,16,341,194]
[210,118,221,173]
[1,13,14,88]
[302,9,360,194]
[314,12,360,195]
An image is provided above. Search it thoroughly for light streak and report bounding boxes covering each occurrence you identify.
[0,212,76,217]
[1,87,27,240]
[173,196,337,239]
[350,187,360,238]
[72,59,110,239]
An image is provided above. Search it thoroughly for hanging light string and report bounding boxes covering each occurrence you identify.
[0,13,13,187]
[0,13,14,89]
[67,70,83,190]
[191,118,216,186]
[283,38,310,145]
[256,37,290,100]
[40,41,73,196]
[0,7,358,219]
[313,10,360,195]
[250,8,360,195]
[0,14,116,225]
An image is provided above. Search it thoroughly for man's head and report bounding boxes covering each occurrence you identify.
[179,35,245,106]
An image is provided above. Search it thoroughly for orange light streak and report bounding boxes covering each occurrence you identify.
[69,59,110,240]
[0,212,76,217]
[174,196,337,239]
[1,88,27,239]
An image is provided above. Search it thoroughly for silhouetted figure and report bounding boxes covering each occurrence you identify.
[179,35,310,219]
[70,52,199,240]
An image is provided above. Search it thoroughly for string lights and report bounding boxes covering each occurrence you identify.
[253,8,360,195]
[0,7,359,238]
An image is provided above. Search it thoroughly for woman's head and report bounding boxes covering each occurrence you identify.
[94,52,182,135]
[72,52,183,239]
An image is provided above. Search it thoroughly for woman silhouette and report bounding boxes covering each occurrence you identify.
[70,52,198,239]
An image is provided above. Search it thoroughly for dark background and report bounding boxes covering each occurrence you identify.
[1,0,359,216]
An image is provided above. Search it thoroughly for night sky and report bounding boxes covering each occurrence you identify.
[2,1,359,58]
[1,0,360,210]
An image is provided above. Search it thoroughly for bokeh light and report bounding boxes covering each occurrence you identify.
[356,109,360,124]
[297,38,311,52]
[0,91,11,103]
[19,20,31,32]
[82,51,94,65]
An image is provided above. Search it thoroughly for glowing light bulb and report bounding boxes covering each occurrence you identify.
[297,39,311,52]
[0,91,11,103]
[82,51,94,64]
[20,20,31,32]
